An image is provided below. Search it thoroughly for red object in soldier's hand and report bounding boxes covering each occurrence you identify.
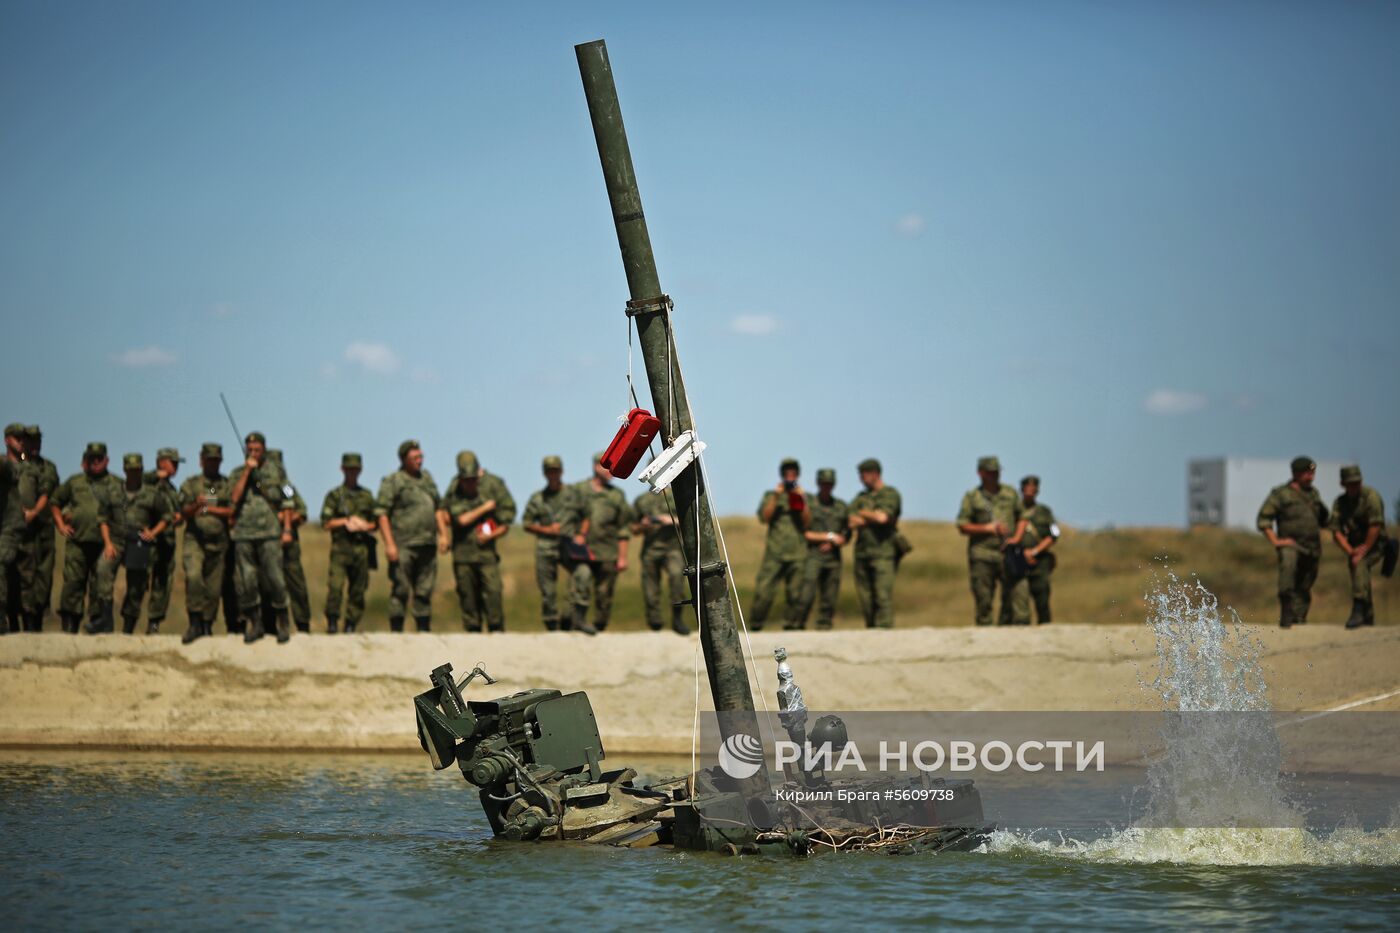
[601,408,661,479]
[788,491,806,512]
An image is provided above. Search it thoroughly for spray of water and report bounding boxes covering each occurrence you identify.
[985,570,1400,865]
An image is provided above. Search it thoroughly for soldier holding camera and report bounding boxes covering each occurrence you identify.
[751,458,811,631]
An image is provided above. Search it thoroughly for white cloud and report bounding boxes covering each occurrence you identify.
[894,213,927,237]
[1143,389,1208,416]
[730,314,778,336]
[112,346,177,367]
[344,341,401,375]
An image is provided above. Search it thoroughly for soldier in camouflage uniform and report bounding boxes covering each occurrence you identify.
[321,453,376,633]
[571,453,633,634]
[1019,475,1059,625]
[267,450,311,633]
[633,488,690,635]
[21,426,60,631]
[1330,464,1389,629]
[849,458,903,628]
[377,439,447,632]
[229,432,295,643]
[1,425,27,633]
[957,456,1029,626]
[1257,457,1329,629]
[104,453,175,634]
[137,448,184,634]
[441,451,516,632]
[522,456,585,631]
[50,443,120,634]
[752,458,810,631]
[796,468,849,631]
[177,444,234,643]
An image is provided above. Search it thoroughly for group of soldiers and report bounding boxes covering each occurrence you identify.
[1257,457,1394,629]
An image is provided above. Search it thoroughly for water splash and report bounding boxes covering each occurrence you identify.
[984,570,1400,866]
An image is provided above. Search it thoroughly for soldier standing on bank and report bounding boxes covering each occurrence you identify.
[267,450,311,634]
[633,487,690,635]
[321,453,376,634]
[1020,475,1060,625]
[796,468,849,631]
[109,453,175,634]
[570,453,633,634]
[21,426,59,631]
[957,456,1029,626]
[0,426,27,633]
[228,432,295,643]
[521,456,586,631]
[440,451,514,632]
[849,458,903,628]
[376,439,447,633]
[50,443,119,634]
[178,444,234,643]
[142,448,184,634]
[751,458,810,631]
[1330,464,1389,629]
[1257,457,1329,629]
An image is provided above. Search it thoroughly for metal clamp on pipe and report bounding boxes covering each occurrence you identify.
[624,294,673,317]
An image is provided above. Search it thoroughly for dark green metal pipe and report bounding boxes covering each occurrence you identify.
[575,39,756,718]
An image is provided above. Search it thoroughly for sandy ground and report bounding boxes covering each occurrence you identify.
[2,625,1397,764]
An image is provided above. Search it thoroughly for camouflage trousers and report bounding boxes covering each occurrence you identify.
[1028,567,1053,625]
[751,553,804,629]
[1347,544,1384,602]
[388,544,437,623]
[533,550,563,629]
[182,538,228,621]
[570,560,619,630]
[234,537,288,617]
[30,523,56,618]
[326,542,371,625]
[144,538,176,623]
[0,539,22,628]
[59,539,105,619]
[453,558,504,632]
[639,545,685,631]
[1276,547,1319,625]
[969,557,1029,625]
[853,556,897,629]
[282,538,310,630]
[797,551,842,630]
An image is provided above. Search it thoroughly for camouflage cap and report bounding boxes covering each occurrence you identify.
[24,424,42,438]
[858,457,882,474]
[156,447,184,463]
[84,441,108,459]
[397,439,420,461]
[3,422,24,438]
[123,453,144,470]
[977,456,1001,472]
[1021,474,1040,488]
[341,452,362,469]
[201,442,223,459]
[542,455,563,471]
[1290,456,1316,475]
[780,457,800,473]
[456,450,480,476]
[244,431,266,446]
[816,468,836,484]
[1340,464,1362,483]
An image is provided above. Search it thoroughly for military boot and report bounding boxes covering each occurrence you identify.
[243,614,264,643]
[23,612,42,633]
[59,612,79,634]
[1363,600,1376,627]
[326,615,339,635]
[1344,599,1368,630]
[414,616,431,633]
[389,616,404,633]
[84,607,114,635]
[182,613,205,644]
[572,605,597,636]
[671,606,691,636]
[275,610,291,644]
[1278,597,1293,629]
[121,615,138,635]
[342,620,357,634]
[146,617,162,635]
[543,617,558,632]
[294,620,310,634]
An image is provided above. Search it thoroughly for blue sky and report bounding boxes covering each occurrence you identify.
[3,0,1397,526]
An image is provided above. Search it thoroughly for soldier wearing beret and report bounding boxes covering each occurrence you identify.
[50,442,121,633]
[796,467,849,631]
[632,487,690,635]
[1329,464,1389,629]
[376,439,447,632]
[440,450,516,632]
[752,457,811,631]
[1257,457,1329,628]
[228,432,295,643]
[849,458,904,628]
[21,426,60,631]
[956,456,1029,626]
[177,443,234,642]
[1020,475,1059,625]
[321,452,376,633]
[522,455,587,631]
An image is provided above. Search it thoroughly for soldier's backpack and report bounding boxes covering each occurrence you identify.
[1382,538,1398,579]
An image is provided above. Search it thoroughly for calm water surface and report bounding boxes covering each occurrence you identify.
[2,750,1396,931]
